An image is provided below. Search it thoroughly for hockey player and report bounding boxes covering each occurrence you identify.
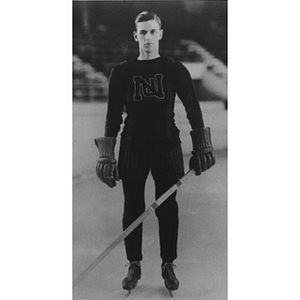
[95,11,215,295]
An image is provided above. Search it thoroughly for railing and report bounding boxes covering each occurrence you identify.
[73,82,108,102]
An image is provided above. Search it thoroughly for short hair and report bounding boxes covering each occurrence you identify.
[134,11,162,29]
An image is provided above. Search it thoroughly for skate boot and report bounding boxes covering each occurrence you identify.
[122,261,141,295]
[162,262,179,297]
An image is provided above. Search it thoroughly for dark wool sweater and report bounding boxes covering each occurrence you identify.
[105,56,204,150]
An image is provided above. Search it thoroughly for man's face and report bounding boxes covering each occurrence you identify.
[133,20,163,56]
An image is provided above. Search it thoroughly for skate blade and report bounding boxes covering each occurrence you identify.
[124,281,139,297]
[167,289,174,297]
[125,288,137,297]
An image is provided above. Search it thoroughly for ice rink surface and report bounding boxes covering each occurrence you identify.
[73,100,227,300]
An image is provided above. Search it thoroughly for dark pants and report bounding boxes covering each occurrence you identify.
[118,143,184,263]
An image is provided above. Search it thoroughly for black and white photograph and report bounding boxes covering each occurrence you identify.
[73,1,227,299]
[2,1,300,300]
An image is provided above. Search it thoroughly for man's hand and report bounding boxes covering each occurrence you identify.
[95,137,120,188]
[189,152,215,175]
[96,157,119,188]
[189,127,216,176]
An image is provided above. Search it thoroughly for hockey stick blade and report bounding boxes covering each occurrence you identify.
[73,169,195,288]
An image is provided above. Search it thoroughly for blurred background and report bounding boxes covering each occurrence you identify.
[73,0,227,107]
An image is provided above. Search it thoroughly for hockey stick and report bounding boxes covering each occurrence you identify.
[73,169,195,288]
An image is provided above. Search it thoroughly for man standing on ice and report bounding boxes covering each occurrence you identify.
[95,11,215,295]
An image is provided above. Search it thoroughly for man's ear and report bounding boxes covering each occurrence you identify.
[133,31,138,42]
[159,29,164,40]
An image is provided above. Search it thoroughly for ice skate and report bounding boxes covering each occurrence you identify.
[122,261,141,296]
[162,263,179,297]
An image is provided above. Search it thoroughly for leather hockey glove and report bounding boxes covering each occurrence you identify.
[95,137,120,188]
[189,127,216,176]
